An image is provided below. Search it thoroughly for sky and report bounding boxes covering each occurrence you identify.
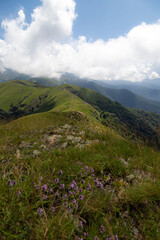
[0,0,160,81]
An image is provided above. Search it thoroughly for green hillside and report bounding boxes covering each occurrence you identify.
[0,80,98,119]
[63,84,160,144]
[0,107,160,239]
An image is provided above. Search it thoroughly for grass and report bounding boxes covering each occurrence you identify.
[0,110,160,239]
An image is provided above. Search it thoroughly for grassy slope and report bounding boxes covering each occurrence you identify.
[62,84,160,143]
[0,111,160,239]
[0,80,99,120]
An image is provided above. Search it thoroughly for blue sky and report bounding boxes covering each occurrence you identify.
[1,0,160,40]
[0,0,160,81]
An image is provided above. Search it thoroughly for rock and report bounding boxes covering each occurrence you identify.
[74,137,81,143]
[132,227,139,239]
[76,143,85,149]
[92,139,100,144]
[126,174,135,182]
[16,149,21,159]
[47,135,62,144]
[71,131,76,135]
[33,150,41,157]
[40,144,47,150]
[79,131,85,136]
[60,142,68,148]
[119,157,129,166]
[55,129,63,134]
[86,140,92,145]
[62,124,72,130]
[67,135,75,141]
[19,141,33,149]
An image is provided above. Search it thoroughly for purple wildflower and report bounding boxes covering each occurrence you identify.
[60,184,65,190]
[94,236,99,240]
[92,173,95,177]
[41,184,47,191]
[63,194,68,200]
[79,220,83,229]
[70,183,75,189]
[115,235,119,240]
[97,182,103,189]
[99,225,105,234]
[58,170,63,175]
[63,201,68,206]
[55,178,59,184]
[72,180,77,185]
[73,191,76,195]
[90,167,94,173]
[8,180,13,187]
[55,191,59,196]
[79,172,83,177]
[85,172,88,176]
[72,199,76,205]
[79,188,83,193]
[17,189,22,197]
[84,232,88,237]
[37,208,43,216]
[43,195,47,200]
[69,191,73,196]
[82,179,85,184]
[74,186,79,191]
[51,206,55,213]
[79,194,84,200]
[75,203,78,209]
[78,238,83,240]
[87,183,91,190]
[85,166,89,171]
[40,176,43,181]
[12,180,16,185]
[49,188,53,193]
[67,206,71,214]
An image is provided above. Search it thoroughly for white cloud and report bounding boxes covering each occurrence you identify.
[0,0,160,81]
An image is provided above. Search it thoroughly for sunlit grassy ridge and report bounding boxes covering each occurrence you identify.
[0,109,160,240]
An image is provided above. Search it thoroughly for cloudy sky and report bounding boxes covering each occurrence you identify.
[0,0,160,81]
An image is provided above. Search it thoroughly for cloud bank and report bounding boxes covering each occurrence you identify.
[0,0,160,81]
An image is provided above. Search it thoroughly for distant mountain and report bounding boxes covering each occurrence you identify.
[96,79,160,102]
[0,69,30,82]
[29,75,160,114]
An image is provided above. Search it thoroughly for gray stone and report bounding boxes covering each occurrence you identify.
[76,143,85,149]
[40,144,47,149]
[62,124,72,130]
[126,174,135,182]
[33,150,41,157]
[19,141,33,149]
[79,131,85,136]
[61,142,68,148]
[74,137,82,143]
[67,135,75,141]
[119,157,128,166]
[86,140,92,145]
[47,135,62,144]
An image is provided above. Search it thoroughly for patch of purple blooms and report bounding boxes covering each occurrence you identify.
[37,208,43,216]
[8,180,16,187]
[41,184,47,191]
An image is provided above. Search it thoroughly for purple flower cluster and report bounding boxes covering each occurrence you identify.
[95,179,103,189]
[37,208,43,216]
[8,180,16,187]
[33,166,118,240]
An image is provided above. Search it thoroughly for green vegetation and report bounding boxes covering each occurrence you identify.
[0,80,160,239]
